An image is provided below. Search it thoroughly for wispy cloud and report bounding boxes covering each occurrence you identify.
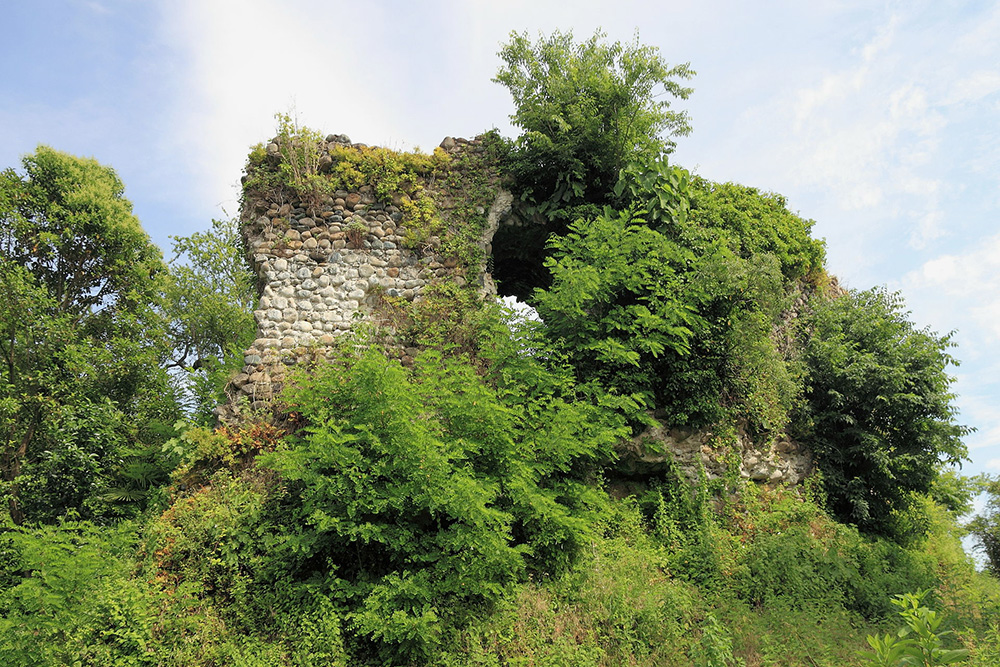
[904,233,1000,340]
[157,0,405,216]
[782,34,946,248]
[947,70,1000,105]
[77,0,111,15]
[719,6,997,272]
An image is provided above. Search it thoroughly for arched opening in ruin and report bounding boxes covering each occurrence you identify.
[488,213,552,303]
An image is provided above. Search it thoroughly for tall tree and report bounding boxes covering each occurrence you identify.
[0,147,178,523]
[494,29,694,219]
[491,30,695,300]
[800,288,969,537]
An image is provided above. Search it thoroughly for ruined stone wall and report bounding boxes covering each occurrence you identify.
[228,134,506,409]
[226,129,815,488]
[616,421,813,487]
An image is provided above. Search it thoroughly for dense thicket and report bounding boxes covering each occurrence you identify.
[491,29,694,300]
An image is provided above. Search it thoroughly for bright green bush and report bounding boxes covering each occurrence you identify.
[0,519,159,666]
[533,201,801,431]
[438,498,701,667]
[688,179,826,282]
[261,334,624,662]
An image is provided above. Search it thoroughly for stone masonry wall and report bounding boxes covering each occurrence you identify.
[227,134,506,411]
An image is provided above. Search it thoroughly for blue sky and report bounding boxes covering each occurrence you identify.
[3,0,1000,479]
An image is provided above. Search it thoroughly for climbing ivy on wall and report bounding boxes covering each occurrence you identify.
[242,115,503,272]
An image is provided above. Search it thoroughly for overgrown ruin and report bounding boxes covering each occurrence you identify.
[230,130,812,486]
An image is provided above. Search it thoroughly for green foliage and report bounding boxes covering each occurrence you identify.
[326,143,449,201]
[495,29,694,220]
[163,418,284,486]
[534,207,704,376]
[0,148,181,524]
[961,623,1000,667]
[1,147,165,321]
[163,217,257,423]
[930,470,982,518]
[638,477,943,623]
[258,324,624,662]
[324,141,452,252]
[490,29,695,301]
[533,198,800,431]
[0,519,158,666]
[436,130,506,267]
[141,467,349,666]
[272,112,332,209]
[968,475,1000,575]
[438,499,701,667]
[800,288,969,537]
[694,613,744,667]
[861,591,969,666]
[688,179,827,282]
[615,154,694,229]
[381,280,493,354]
[165,217,256,367]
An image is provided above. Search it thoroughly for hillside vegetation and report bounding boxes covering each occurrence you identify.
[1,29,999,666]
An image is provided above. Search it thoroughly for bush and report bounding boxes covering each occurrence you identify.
[495,29,693,221]
[262,333,624,662]
[0,519,158,666]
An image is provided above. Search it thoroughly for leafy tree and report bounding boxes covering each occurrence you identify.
[491,29,694,300]
[163,217,257,423]
[800,288,968,537]
[0,147,179,523]
[495,29,694,218]
[930,469,982,518]
[1,148,164,326]
[968,475,1000,576]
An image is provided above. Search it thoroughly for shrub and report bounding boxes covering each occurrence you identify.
[263,335,623,662]
[861,590,969,666]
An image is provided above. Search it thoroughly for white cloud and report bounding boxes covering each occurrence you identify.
[947,70,1000,105]
[157,0,405,215]
[901,235,1000,372]
[905,234,1000,301]
[717,7,995,271]
[987,458,1000,470]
